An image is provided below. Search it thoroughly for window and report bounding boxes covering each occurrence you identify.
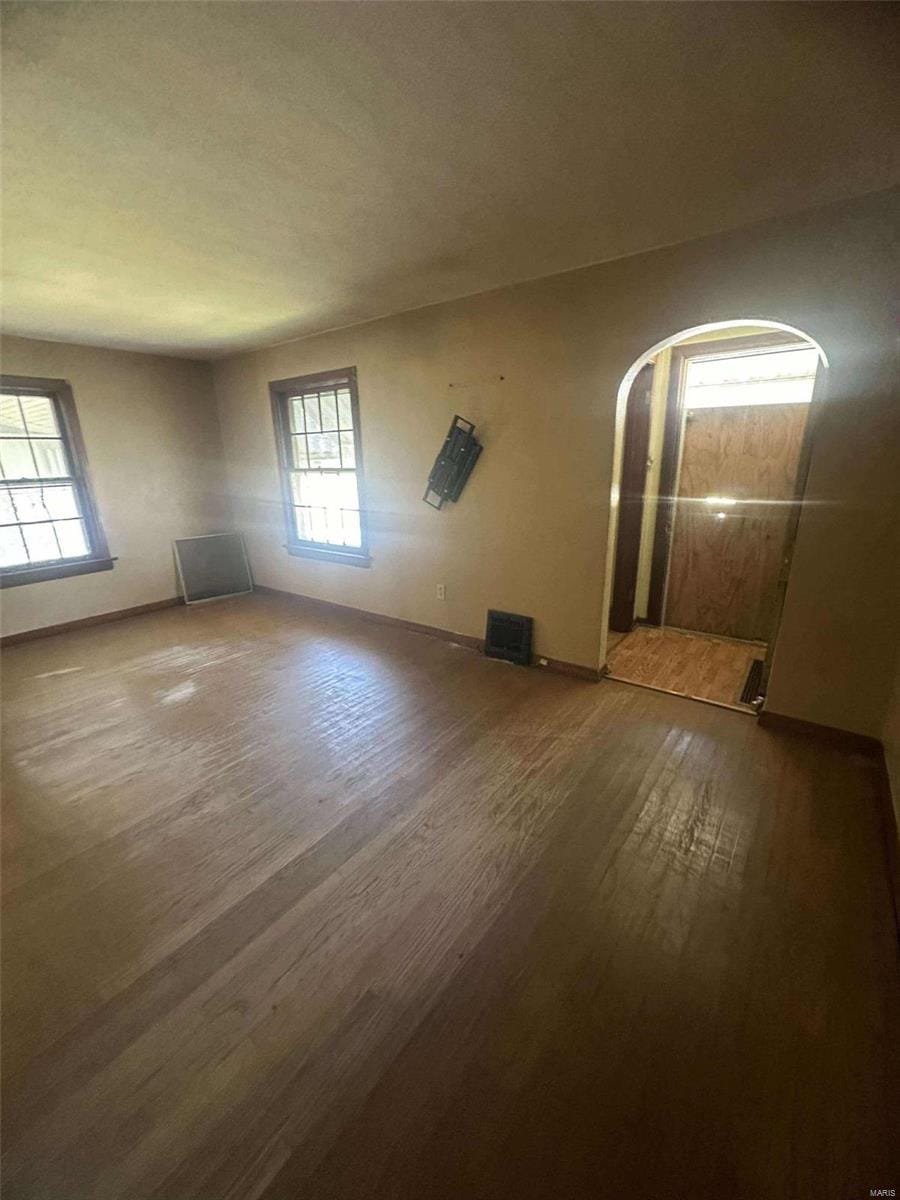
[0,376,112,587]
[683,344,819,410]
[269,367,369,566]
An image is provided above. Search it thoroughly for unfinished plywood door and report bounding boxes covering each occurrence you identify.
[665,403,809,640]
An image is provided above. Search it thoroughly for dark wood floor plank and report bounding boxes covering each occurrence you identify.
[1,593,896,1200]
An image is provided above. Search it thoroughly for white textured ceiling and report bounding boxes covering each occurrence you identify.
[2,2,898,358]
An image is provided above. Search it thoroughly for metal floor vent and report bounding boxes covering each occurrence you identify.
[484,609,533,667]
[740,658,765,705]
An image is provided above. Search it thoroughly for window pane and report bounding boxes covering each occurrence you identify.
[342,508,362,548]
[290,471,340,508]
[325,506,344,545]
[296,470,324,507]
[688,347,818,387]
[43,483,80,520]
[291,435,309,470]
[684,347,819,409]
[307,432,341,469]
[0,439,37,480]
[0,524,27,567]
[684,377,815,409]
[319,391,338,431]
[303,395,321,433]
[336,470,359,509]
[296,470,357,509]
[339,431,356,469]
[31,439,68,478]
[1,396,25,435]
[22,521,61,563]
[10,486,51,523]
[54,519,89,558]
[0,489,16,524]
[310,506,329,543]
[291,471,360,547]
[20,395,59,437]
[293,506,313,542]
[9,484,80,524]
[337,389,353,429]
[289,399,305,433]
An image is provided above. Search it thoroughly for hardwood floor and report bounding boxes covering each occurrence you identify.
[2,593,897,1199]
[605,627,629,653]
[607,624,765,710]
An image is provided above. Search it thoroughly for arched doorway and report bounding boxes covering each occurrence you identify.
[603,320,828,712]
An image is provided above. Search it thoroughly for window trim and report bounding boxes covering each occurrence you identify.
[269,366,371,568]
[0,375,114,588]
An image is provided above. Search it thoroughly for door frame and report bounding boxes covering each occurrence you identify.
[609,362,655,632]
[645,330,810,628]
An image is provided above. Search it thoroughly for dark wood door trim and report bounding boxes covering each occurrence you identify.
[609,363,654,632]
[646,349,685,626]
[645,331,808,627]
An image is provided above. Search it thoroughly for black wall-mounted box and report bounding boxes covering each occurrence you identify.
[423,415,482,509]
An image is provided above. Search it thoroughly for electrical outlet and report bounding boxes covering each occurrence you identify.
[436,584,446,600]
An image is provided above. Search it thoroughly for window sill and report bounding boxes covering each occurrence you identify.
[0,556,116,589]
[285,543,371,569]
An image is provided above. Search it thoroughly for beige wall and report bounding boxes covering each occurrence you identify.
[213,188,900,737]
[0,336,227,636]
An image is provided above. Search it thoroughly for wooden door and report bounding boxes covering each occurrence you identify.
[665,403,809,641]
[609,364,654,632]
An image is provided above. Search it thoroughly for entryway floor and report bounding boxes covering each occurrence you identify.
[606,625,765,711]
